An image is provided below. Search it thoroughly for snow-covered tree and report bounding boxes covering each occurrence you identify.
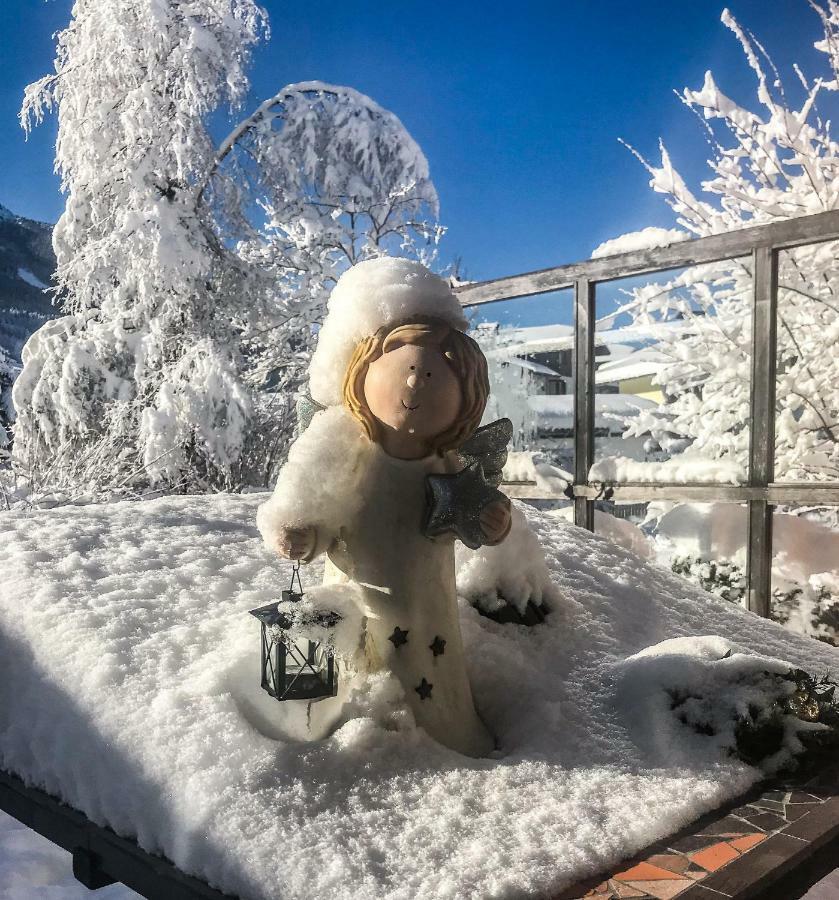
[612,3,839,481]
[205,82,443,483]
[16,0,443,496]
[16,0,267,495]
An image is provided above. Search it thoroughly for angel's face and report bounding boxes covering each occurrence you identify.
[363,341,462,455]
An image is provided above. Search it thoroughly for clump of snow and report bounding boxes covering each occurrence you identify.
[276,581,365,653]
[1,495,837,900]
[15,267,50,290]
[591,227,689,259]
[652,502,839,580]
[307,257,468,407]
[503,450,570,494]
[455,505,563,614]
[589,452,745,484]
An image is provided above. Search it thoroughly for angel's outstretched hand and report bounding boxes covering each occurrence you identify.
[479,497,512,546]
[275,525,317,560]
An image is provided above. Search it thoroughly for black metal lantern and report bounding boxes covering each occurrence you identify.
[249,563,339,701]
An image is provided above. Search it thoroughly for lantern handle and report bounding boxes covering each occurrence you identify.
[289,561,303,597]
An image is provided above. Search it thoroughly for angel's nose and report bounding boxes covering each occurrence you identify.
[406,372,421,389]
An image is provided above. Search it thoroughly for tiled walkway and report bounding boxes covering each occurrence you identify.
[556,763,839,900]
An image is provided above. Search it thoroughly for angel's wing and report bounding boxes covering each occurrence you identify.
[457,418,513,486]
[296,393,326,433]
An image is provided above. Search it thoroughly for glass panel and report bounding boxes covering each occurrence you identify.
[467,290,575,470]
[593,500,656,561]
[771,504,839,646]
[590,259,751,484]
[774,243,839,482]
[641,499,749,608]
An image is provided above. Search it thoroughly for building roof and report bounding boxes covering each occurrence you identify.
[594,347,670,384]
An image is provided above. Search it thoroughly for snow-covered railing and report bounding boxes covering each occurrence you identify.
[0,768,233,898]
[455,209,839,618]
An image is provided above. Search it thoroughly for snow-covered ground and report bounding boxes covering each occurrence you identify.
[1,494,838,900]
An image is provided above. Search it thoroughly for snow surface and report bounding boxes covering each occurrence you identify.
[594,347,669,385]
[549,507,655,561]
[1,494,837,900]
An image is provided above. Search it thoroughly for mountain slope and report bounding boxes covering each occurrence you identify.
[0,202,57,362]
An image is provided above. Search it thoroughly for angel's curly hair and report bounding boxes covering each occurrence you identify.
[341,317,489,453]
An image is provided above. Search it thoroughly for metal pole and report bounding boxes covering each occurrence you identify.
[747,246,779,617]
[574,277,595,531]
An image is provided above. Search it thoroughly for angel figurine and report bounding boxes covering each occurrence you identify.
[257,257,513,757]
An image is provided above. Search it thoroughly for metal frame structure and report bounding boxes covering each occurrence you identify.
[455,208,839,617]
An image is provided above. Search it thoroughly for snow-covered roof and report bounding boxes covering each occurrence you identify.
[528,393,657,426]
[488,320,685,357]
[595,348,669,384]
[506,357,562,377]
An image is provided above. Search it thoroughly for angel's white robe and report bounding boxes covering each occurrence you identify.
[256,406,495,757]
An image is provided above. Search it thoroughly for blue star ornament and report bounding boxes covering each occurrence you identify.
[424,462,507,550]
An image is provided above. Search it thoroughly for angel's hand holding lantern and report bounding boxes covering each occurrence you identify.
[274,525,317,561]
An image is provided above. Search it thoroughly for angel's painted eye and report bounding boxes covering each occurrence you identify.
[409,365,415,370]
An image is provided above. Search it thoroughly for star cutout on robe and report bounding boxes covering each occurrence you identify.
[388,626,409,649]
[429,636,446,657]
[424,462,507,550]
[415,678,433,700]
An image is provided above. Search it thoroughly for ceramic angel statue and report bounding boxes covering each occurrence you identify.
[257,257,513,757]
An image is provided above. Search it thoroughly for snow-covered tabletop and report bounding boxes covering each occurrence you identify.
[0,495,836,900]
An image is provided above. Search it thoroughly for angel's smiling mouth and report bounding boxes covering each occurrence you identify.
[401,400,420,411]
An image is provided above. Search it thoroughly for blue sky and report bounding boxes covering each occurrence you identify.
[0,0,825,325]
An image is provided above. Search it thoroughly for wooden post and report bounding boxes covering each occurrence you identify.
[574,277,595,531]
[747,246,779,617]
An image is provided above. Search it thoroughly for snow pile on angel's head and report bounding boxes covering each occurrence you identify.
[308,257,468,406]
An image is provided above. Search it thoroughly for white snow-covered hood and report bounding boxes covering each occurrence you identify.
[308,257,468,407]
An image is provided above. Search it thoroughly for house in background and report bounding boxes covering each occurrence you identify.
[475,320,680,467]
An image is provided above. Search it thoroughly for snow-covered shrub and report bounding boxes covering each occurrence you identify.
[671,555,748,604]
[772,573,839,647]
[670,663,839,771]
[608,3,839,481]
[671,554,839,646]
[617,636,839,775]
